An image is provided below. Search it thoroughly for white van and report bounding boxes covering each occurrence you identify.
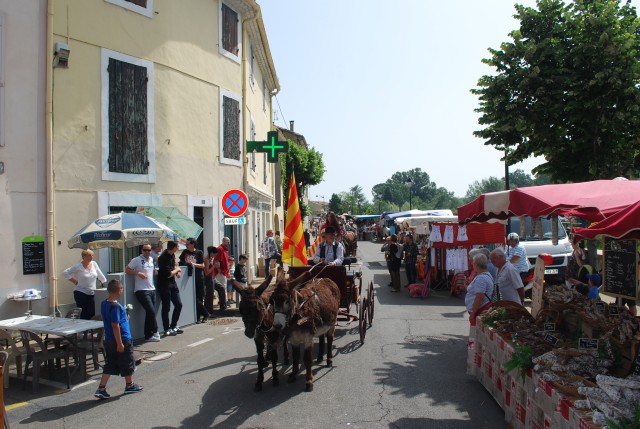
[507,216,573,282]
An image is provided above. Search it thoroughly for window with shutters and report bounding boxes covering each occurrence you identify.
[219,3,241,63]
[249,44,255,89]
[219,89,242,167]
[101,49,155,183]
[262,78,267,113]
[249,118,256,174]
[105,0,154,18]
[263,152,267,185]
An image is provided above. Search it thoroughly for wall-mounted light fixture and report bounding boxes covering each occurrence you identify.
[54,42,70,68]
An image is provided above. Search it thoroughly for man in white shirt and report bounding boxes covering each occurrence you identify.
[490,248,525,305]
[313,226,344,266]
[126,245,160,342]
[506,232,530,280]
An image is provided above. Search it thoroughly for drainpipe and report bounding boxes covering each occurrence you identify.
[46,0,58,314]
[242,3,260,279]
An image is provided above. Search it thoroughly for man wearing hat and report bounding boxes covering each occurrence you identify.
[312,226,344,266]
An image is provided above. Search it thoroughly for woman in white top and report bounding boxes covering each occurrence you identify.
[63,249,107,320]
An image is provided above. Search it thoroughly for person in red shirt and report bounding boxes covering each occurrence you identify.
[214,236,231,282]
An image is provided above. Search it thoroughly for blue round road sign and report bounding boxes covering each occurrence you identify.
[221,189,248,217]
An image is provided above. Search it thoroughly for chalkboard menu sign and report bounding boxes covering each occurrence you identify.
[603,238,638,299]
[22,235,45,275]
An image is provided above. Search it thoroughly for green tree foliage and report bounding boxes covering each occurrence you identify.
[473,0,640,182]
[328,193,344,214]
[372,168,457,211]
[465,177,506,202]
[281,142,325,220]
[463,169,548,203]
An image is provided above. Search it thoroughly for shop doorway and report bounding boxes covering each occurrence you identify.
[194,206,204,250]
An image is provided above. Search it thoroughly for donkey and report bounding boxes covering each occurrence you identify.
[286,275,340,392]
[233,274,290,392]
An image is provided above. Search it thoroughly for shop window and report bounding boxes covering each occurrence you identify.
[108,206,138,273]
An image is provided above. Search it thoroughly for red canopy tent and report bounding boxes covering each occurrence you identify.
[573,200,640,240]
[457,180,640,224]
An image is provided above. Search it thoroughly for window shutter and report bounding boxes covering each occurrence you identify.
[108,58,148,174]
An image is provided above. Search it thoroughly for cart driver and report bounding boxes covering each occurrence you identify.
[313,226,344,266]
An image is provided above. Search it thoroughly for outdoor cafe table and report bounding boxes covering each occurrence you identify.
[0,315,103,337]
[0,315,104,382]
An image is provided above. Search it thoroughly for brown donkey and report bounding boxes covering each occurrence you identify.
[233,274,290,392]
[286,276,340,392]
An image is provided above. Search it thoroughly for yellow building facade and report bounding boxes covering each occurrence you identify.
[1,0,282,316]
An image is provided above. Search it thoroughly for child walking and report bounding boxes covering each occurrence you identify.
[95,279,143,399]
[227,256,236,305]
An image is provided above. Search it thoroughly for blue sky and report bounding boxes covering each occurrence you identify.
[260,0,637,202]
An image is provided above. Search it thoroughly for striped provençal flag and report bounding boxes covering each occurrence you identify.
[282,172,308,267]
[307,235,321,259]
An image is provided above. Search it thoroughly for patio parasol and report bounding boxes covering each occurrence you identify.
[136,206,203,242]
[67,212,179,250]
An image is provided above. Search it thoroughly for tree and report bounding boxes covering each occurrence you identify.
[464,177,505,202]
[509,168,535,188]
[281,142,325,220]
[328,193,344,214]
[473,0,640,182]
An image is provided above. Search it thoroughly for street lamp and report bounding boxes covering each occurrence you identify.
[405,178,414,210]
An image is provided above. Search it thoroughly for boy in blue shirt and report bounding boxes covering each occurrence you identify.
[95,279,143,399]
[587,274,602,301]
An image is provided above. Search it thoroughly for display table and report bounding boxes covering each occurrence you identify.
[469,320,604,429]
[95,266,196,340]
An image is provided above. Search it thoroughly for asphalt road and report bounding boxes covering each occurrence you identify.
[4,240,505,428]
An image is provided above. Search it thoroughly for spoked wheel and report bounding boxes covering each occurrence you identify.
[359,296,368,344]
[367,280,374,327]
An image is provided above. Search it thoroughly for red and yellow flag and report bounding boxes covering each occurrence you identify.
[282,172,308,267]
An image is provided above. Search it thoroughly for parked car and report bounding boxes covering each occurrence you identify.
[507,216,572,283]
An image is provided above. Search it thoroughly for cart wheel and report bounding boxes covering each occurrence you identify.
[367,280,374,327]
[359,297,368,344]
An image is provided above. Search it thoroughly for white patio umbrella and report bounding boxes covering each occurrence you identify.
[68,212,179,250]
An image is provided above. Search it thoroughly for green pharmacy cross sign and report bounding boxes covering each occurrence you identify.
[246,131,289,163]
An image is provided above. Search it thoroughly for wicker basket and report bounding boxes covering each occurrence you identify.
[535,309,561,327]
[480,300,534,322]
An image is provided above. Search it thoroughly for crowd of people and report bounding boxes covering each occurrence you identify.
[64,236,239,344]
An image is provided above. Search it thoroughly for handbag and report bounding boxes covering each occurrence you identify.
[214,273,227,286]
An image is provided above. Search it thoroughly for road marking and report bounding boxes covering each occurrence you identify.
[6,402,28,411]
[145,352,173,361]
[222,327,244,335]
[187,338,214,347]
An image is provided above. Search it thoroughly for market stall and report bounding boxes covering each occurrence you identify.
[458,180,640,224]
[461,181,640,428]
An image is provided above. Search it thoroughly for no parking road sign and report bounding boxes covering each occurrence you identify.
[221,189,248,217]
